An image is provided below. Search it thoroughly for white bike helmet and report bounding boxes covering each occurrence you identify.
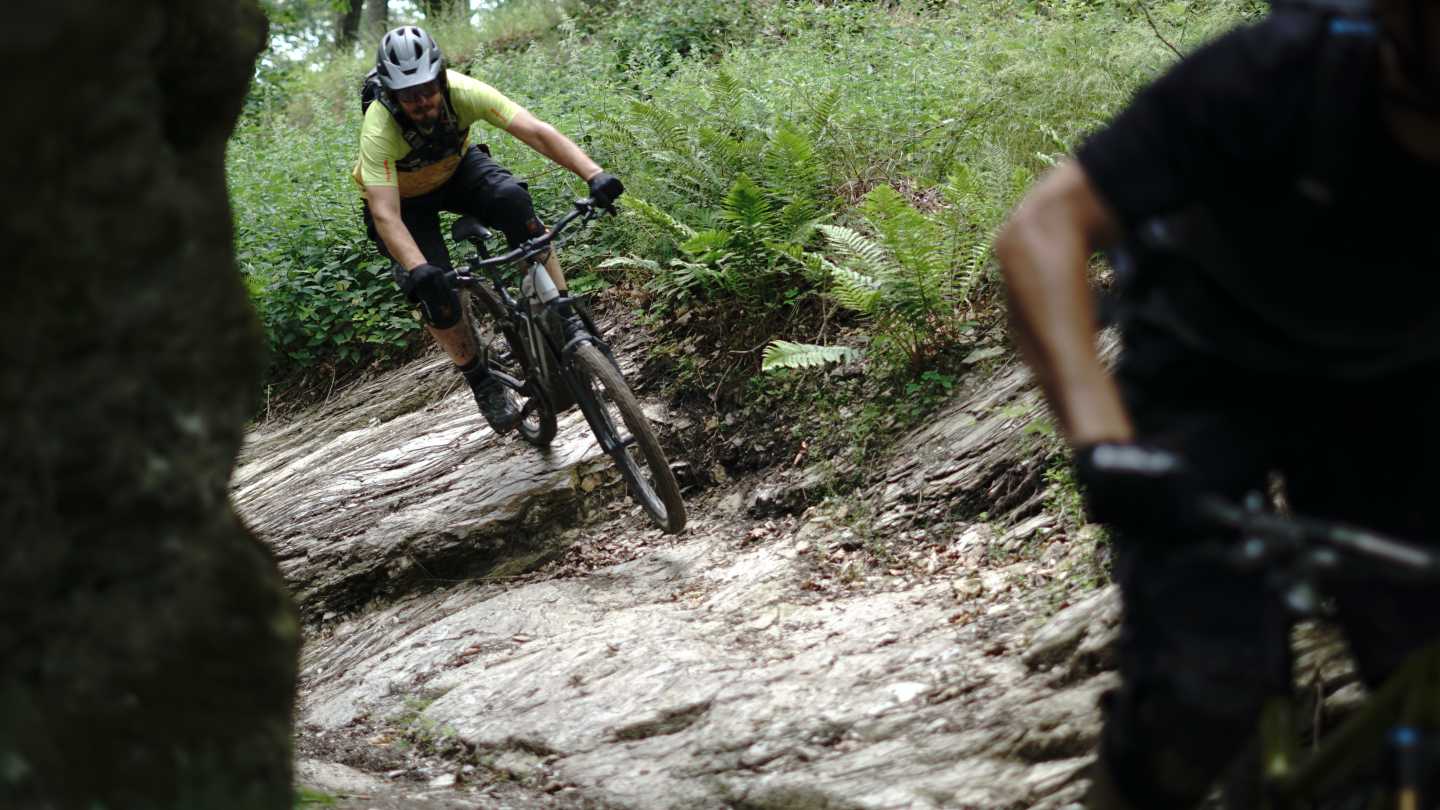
[376,26,444,92]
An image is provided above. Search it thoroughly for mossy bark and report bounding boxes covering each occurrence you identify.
[0,2,299,808]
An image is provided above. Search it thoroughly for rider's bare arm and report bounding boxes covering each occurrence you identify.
[504,110,604,182]
[366,184,428,271]
[994,160,1133,446]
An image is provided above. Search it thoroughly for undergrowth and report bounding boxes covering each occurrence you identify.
[231,0,1256,422]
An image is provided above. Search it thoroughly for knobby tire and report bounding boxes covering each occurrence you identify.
[569,342,686,534]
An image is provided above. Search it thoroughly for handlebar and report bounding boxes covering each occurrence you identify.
[1193,495,1440,583]
[444,197,612,286]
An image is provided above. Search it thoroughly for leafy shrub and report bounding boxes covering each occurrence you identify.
[229,102,416,376]
[596,76,838,316]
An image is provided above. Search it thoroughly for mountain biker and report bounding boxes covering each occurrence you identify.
[353,25,624,432]
[995,0,1440,806]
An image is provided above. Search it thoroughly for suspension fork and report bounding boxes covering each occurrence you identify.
[1259,600,1298,810]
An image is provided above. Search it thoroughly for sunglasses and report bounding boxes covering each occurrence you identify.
[394,82,440,104]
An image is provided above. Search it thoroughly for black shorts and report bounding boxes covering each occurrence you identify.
[362,144,546,272]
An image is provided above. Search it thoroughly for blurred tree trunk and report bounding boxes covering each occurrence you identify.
[0,2,299,809]
[337,0,362,45]
[419,0,460,21]
[365,0,389,37]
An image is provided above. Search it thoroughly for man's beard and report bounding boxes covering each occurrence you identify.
[414,110,441,134]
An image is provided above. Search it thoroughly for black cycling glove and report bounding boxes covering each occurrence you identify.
[587,171,625,208]
[399,263,461,328]
[1072,442,1203,541]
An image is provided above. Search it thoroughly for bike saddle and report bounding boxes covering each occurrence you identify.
[451,216,493,245]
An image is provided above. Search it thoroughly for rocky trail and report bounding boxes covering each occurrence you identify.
[232,322,1356,809]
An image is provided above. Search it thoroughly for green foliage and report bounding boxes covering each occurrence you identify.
[477,0,584,50]
[229,104,416,377]
[584,0,754,73]
[294,787,339,807]
[761,340,862,371]
[813,184,976,369]
[231,0,1254,391]
[902,370,957,412]
[600,88,835,314]
[1044,459,1089,531]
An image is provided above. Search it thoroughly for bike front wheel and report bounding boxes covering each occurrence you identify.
[569,342,686,533]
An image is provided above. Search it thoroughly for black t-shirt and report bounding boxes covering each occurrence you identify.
[1077,11,1440,379]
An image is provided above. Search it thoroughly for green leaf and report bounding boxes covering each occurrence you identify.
[761,340,862,372]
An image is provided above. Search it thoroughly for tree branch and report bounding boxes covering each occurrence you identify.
[1136,1,1184,60]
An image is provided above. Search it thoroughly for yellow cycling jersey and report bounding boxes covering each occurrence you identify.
[353,70,525,199]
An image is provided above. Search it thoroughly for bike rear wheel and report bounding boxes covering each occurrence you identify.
[569,342,686,533]
[464,288,557,447]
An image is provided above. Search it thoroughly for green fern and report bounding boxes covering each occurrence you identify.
[940,166,1006,304]
[599,256,660,273]
[653,258,726,303]
[623,196,696,243]
[814,184,967,368]
[710,69,746,120]
[719,173,773,232]
[829,264,883,315]
[817,224,891,283]
[763,125,822,206]
[806,86,842,142]
[762,340,862,371]
[596,95,840,316]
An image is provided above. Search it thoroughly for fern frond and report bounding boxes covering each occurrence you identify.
[623,196,696,244]
[959,224,1000,300]
[710,69,745,118]
[628,99,690,148]
[762,124,822,203]
[775,203,825,246]
[801,252,842,286]
[830,265,882,316]
[818,224,891,280]
[761,340,862,372]
[697,126,750,177]
[598,256,660,273]
[646,258,724,303]
[719,174,775,232]
[806,86,842,142]
[680,229,729,259]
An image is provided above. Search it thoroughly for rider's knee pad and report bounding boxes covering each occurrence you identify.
[488,181,543,246]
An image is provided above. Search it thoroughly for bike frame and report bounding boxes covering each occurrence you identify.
[1195,499,1440,810]
[449,198,613,416]
[1261,643,1440,810]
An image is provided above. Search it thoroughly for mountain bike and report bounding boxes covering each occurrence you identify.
[1193,496,1440,810]
[445,198,686,534]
